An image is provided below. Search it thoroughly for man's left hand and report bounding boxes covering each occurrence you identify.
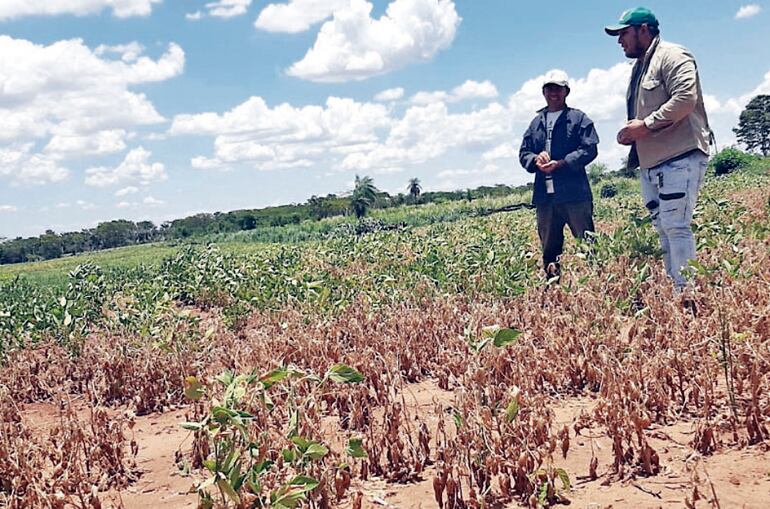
[617,119,651,145]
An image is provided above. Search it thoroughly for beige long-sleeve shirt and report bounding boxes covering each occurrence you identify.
[628,36,712,169]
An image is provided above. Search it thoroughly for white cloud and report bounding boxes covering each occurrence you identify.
[340,101,512,172]
[186,11,203,20]
[0,205,18,213]
[0,35,183,181]
[255,0,349,33]
[85,147,167,187]
[435,163,518,192]
[0,0,162,20]
[0,144,70,185]
[173,62,769,185]
[374,87,405,102]
[735,4,761,19]
[143,196,165,205]
[286,0,460,82]
[116,195,165,209]
[171,96,391,170]
[702,67,770,148]
[44,129,128,158]
[567,64,631,121]
[482,142,519,161]
[176,94,509,174]
[451,80,498,101]
[206,0,252,18]
[410,79,499,105]
[437,165,492,179]
[115,186,139,197]
[76,200,96,210]
[95,42,145,62]
[410,90,450,105]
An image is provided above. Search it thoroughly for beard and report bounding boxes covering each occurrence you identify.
[624,47,644,59]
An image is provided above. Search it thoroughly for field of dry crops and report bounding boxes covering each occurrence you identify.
[1,168,769,509]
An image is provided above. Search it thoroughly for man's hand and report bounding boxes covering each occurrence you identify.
[617,119,651,145]
[539,160,563,174]
[535,151,551,167]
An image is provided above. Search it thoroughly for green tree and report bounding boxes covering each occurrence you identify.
[238,214,257,230]
[734,95,770,156]
[407,178,422,203]
[587,162,608,184]
[92,220,136,249]
[35,230,63,260]
[350,175,377,219]
[135,221,157,242]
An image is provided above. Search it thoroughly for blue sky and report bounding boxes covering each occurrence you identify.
[0,0,768,238]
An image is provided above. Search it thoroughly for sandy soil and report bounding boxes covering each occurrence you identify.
[20,379,766,509]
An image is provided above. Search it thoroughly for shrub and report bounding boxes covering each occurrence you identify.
[710,147,754,176]
[600,183,618,198]
[588,163,608,184]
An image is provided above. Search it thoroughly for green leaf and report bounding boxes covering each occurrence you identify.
[493,328,522,348]
[246,468,261,495]
[290,436,310,451]
[555,468,571,490]
[202,459,217,473]
[281,448,297,463]
[180,421,204,431]
[504,398,520,422]
[538,481,548,505]
[303,442,329,461]
[271,486,307,509]
[183,376,205,401]
[211,406,238,424]
[254,459,273,474]
[216,370,234,386]
[345,438,368,458]
[260,367,289,389]
[229,461,245,491]
[453,410,464,429]
[325,364,364,384]
[288,475,320,492]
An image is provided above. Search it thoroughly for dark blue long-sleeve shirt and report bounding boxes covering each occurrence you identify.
[519,106,599,205]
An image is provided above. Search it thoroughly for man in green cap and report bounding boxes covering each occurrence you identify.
[606,7,712,292]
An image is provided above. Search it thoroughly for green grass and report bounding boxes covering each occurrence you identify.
[3,158,767,292]
[0,243,180,288]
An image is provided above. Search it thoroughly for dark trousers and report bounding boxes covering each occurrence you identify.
[536,199,594,276]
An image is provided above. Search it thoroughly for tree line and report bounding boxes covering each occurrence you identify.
[0,180,521,265]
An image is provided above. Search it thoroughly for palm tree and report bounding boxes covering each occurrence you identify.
[407,177,422,203]
[351,175,377,219]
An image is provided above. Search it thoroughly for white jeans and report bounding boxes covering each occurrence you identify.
[640,151,708,289]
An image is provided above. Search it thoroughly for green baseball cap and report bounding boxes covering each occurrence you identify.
[605,7,659,35]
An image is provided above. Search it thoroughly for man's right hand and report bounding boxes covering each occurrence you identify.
[535,151,551,168]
